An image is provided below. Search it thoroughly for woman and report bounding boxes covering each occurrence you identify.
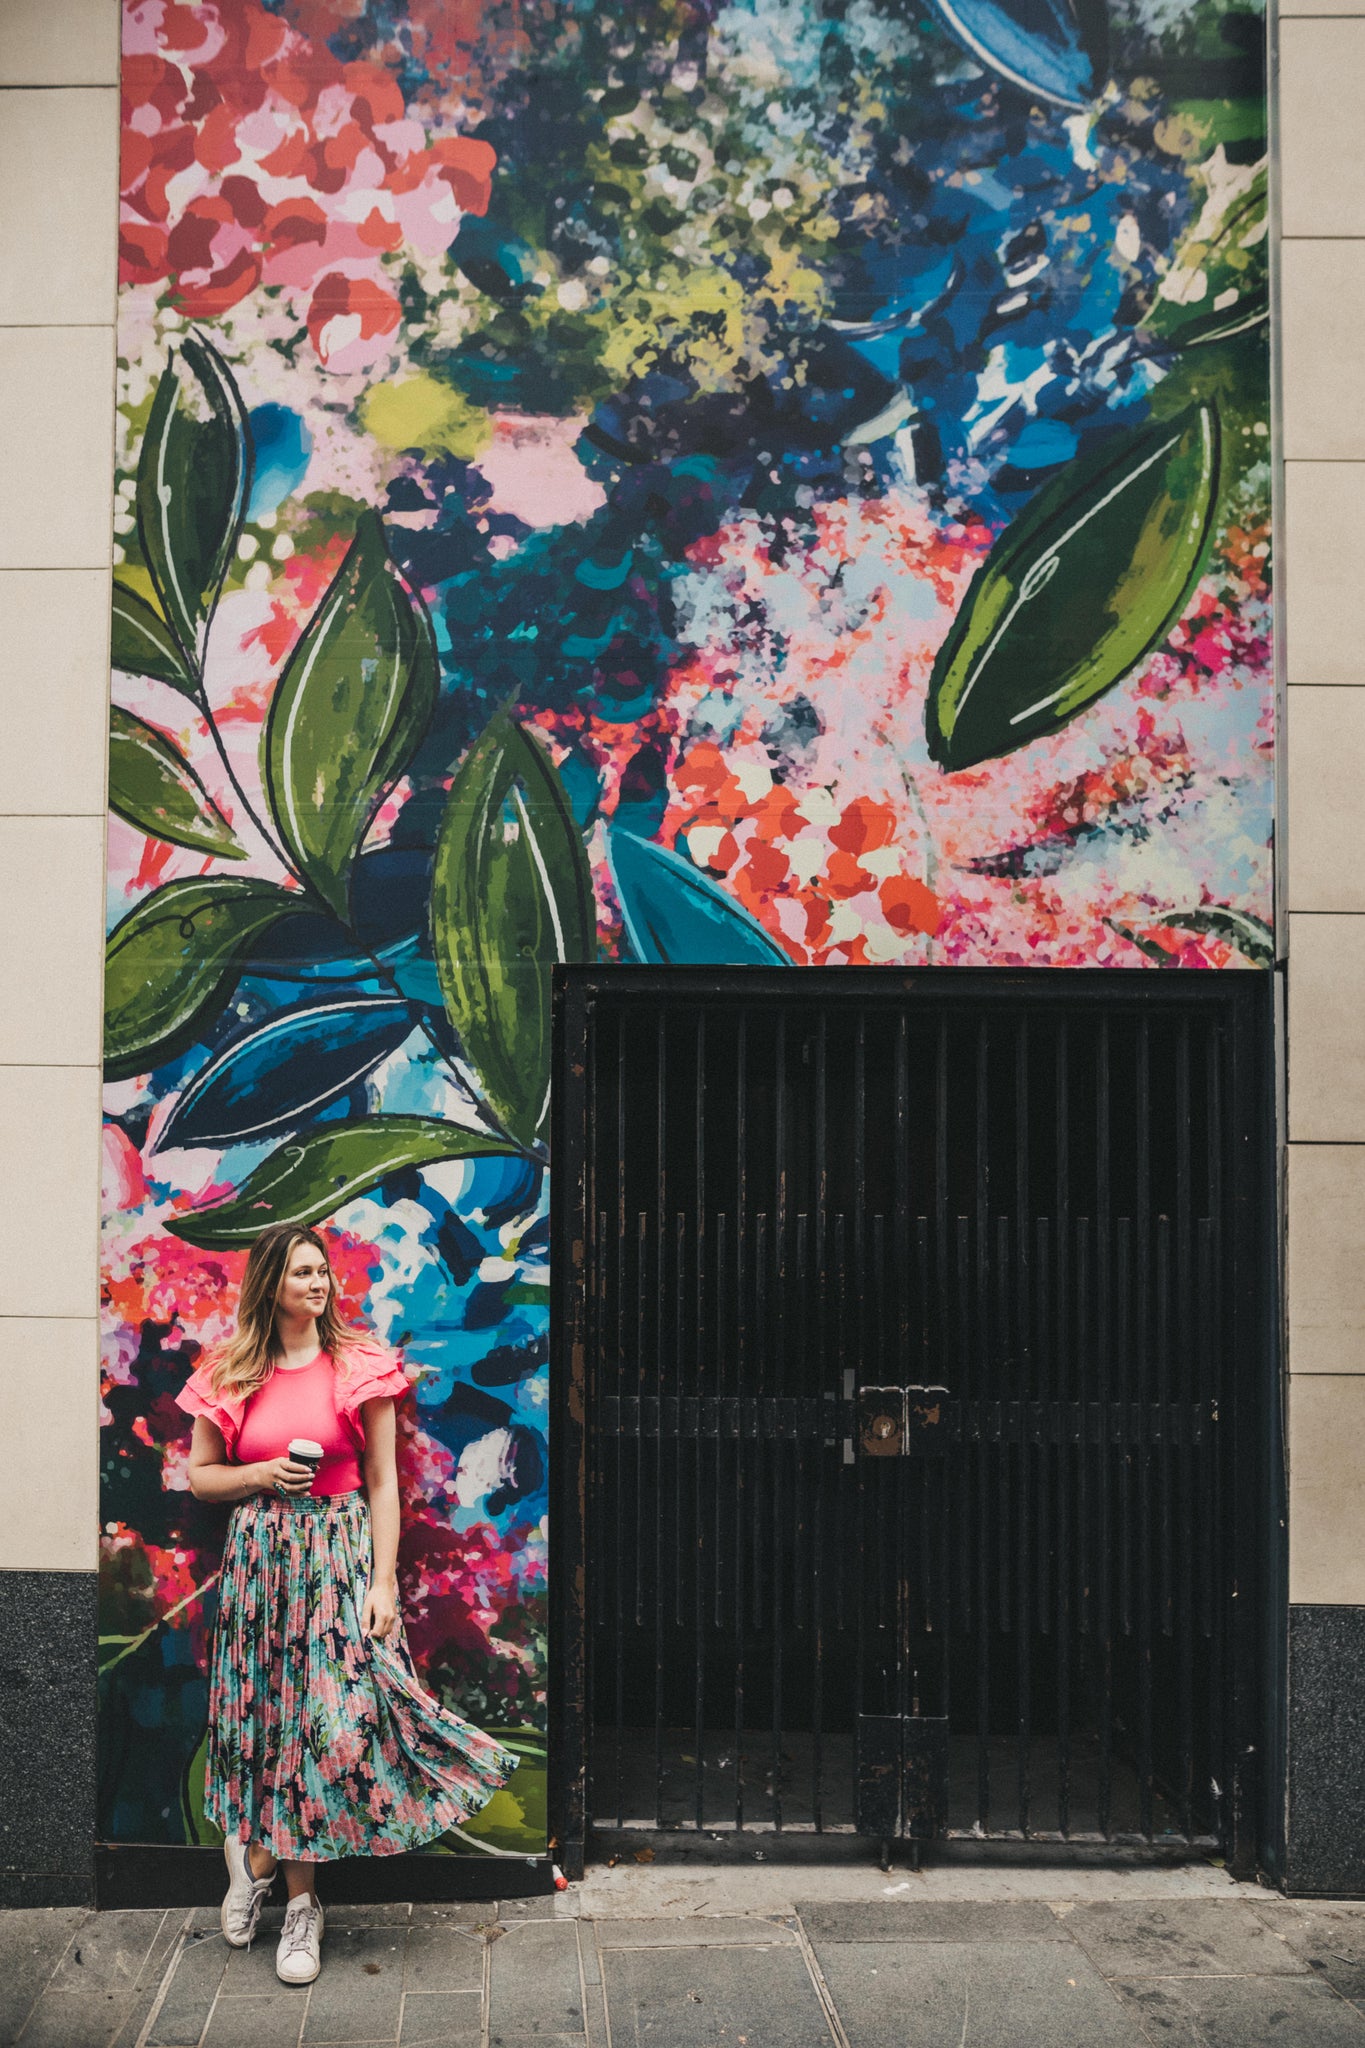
[180,1222,517,1985]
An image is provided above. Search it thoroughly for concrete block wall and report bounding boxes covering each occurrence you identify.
[0,0,120,1905]
[1279,0,1365,1893]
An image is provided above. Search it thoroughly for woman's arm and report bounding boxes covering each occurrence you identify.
[186,1415,311,1502]
[361,1397,400,1639]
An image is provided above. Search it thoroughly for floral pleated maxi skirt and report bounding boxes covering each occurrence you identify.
[207,1492,518,1861]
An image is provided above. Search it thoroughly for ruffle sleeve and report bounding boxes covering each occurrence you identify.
[176,1363,246,1458]
[335,1343,412,1431]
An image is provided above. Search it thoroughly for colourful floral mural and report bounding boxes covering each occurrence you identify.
[101,0,1271,1854]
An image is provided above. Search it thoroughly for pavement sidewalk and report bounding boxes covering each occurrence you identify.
[6,1860,1365,2048]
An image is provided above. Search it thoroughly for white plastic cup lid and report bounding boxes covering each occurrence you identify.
[288,1438,324,1460]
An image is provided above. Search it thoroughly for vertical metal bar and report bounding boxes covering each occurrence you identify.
[1095,1015,1113,1841]
[1016,1011,1032,1838]
[1205,1018,1226,1853]
[715,1209,727,1636]
[1055,1016,1071,1838]
[957,1216,974,1641]
[1117,1216,1133,1647]
[676,1208,687,1638]
[654,1010,668,1830]
[614,1010,628,1827]
[895,1012,912,1765]
[693,1006,707,1830]
[1175,1017,1194,1840]
[1135,1014,1154,1839]
[771,1012,788,1831]
[975,1018,991,1836]
[1076,1215,1091,1652]
[1036,1215,1052,1641]
[735,1012,747,1831]
[997,1214,1013,1638]
[813,1012,828,1832]
[635,1213,648,1633]
[853,1014,868,1830]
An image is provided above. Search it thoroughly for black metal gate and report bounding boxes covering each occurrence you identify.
[550,968,1279,1878]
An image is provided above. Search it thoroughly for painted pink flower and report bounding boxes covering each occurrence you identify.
[118,0,496,364]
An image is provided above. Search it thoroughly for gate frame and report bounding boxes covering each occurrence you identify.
[549,965,1283,1883]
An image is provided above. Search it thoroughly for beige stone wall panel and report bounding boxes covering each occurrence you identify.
[1285,690,1365,910]
[1280,242,1365,463]
[0,817,105,1067]
[1279,20,1365,237]
[0,328,116,569]
[1290,1377,1365,1604]
[0,1319,98,1570]
[0,88,119,326]
[1287,914,1365,1140]
[0,0,120,85]
[0,572,110,816]
[1287,1147,1365,1375]
[0,1065,101,1321]
[1283,465,1365,686]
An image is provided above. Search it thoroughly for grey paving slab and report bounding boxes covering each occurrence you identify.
[489,1922,583,2039]
[594,1917,795,1947]
[797,1900,1065,1943]
[145,1927,229,2048]
[1252,1902,1365,1999]
[493,1900,569,1923]
[486,2038,584,2048]
[398,1992,482,2046]
[812,1938,1145,2048]
[202,1991,306,2048]
[324,1909,414,1929]
[47,1911,167,1996]
[1113,1973,1365,2044]
[221,1928,294,1994]
[301,1927,407,2044]
[14,1989,144,2048]
[408,1905,488,1931]
[107,1914,187,2048]
[404,1927,484,1993]
[1065,1901,1309,1978]
[601,1944,831,2048]
[0,1909,84,2043]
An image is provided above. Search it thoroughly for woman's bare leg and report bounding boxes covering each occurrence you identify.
[282,1860,318,1902]
[246,1843,277,1881]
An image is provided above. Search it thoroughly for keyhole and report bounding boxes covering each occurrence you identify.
[873,1415,894,1440]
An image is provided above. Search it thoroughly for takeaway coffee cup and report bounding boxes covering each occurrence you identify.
[288,1438,324,1491]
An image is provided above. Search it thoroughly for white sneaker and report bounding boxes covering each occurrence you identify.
[220,1836,275,1947]
[276,1895,325,1985]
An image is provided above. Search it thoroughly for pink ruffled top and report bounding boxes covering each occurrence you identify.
[177,1345,410,1496]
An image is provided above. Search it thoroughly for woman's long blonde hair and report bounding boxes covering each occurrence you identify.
[208,1223,363,1400]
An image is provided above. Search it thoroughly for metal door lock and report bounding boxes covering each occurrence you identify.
[856,1385,951,1457]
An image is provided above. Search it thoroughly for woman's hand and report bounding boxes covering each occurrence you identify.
[254,1455,314,1498]
[361,1579,399,1639]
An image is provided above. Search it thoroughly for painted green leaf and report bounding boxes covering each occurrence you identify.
[180,1722,222,1847]
[164,1116,519,1247]
[104,876,308,1081]
[432,717,595,1150]
[1142,165,1268,350]
[1153,906,1274,965]
[110,580,196,694]
[606,826,790,968]
[262,510,438,919]
[926,403,1221,771]
[108,705,247,861]
[135,332,251,671]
